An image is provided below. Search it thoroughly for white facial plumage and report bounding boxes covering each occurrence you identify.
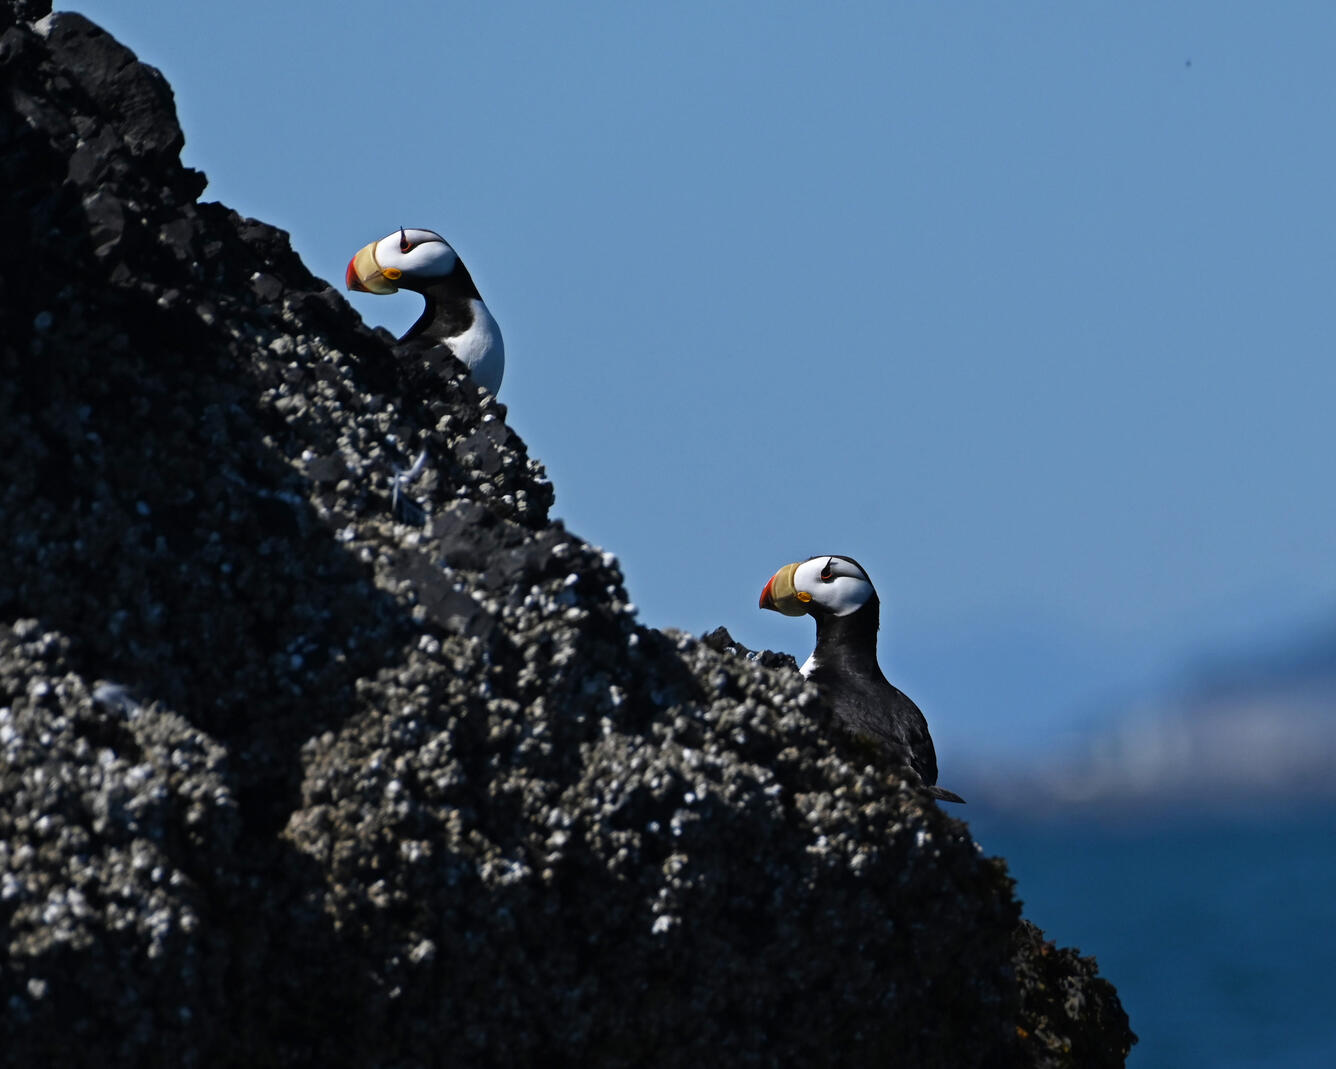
[372,228,459,280]
[792,556,875,617]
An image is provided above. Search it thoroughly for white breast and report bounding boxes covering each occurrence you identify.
[447,298,505,395]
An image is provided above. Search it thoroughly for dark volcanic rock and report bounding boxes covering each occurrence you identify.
[0,4,1134,1066]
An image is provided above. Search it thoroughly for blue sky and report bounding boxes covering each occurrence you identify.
[76,1,1336,759]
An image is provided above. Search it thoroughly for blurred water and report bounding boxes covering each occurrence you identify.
[970,805,1336,1068]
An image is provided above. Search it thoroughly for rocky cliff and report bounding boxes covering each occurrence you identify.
[0,3,1133,1065]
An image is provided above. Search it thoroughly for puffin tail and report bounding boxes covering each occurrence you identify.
[927,784,966,804]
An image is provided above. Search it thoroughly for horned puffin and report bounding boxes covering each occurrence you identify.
[346,227,505,395]
[760,555,964,804]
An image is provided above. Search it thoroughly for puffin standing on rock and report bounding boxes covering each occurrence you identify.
[760,555,965,803]
[346,227,505,395]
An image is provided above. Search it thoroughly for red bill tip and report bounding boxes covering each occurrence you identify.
[346,257,368,292]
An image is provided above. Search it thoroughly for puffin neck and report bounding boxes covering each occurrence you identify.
[812,595,882,670]
[401,264,483,344]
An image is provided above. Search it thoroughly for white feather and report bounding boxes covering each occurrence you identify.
[447,298,505,395]
[792,556,873,617]
[373,229,459,277]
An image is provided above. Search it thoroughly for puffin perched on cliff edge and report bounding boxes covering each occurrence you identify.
[346,227,505,395]
[760,555,964,803]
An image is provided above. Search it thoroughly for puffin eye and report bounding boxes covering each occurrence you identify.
[399,228,414,254]
[819,559,835,582]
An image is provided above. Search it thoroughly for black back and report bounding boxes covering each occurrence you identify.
[807,593,963,802]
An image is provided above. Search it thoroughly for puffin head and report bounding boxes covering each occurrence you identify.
[759,555,876,618]
[345,227,460,295]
